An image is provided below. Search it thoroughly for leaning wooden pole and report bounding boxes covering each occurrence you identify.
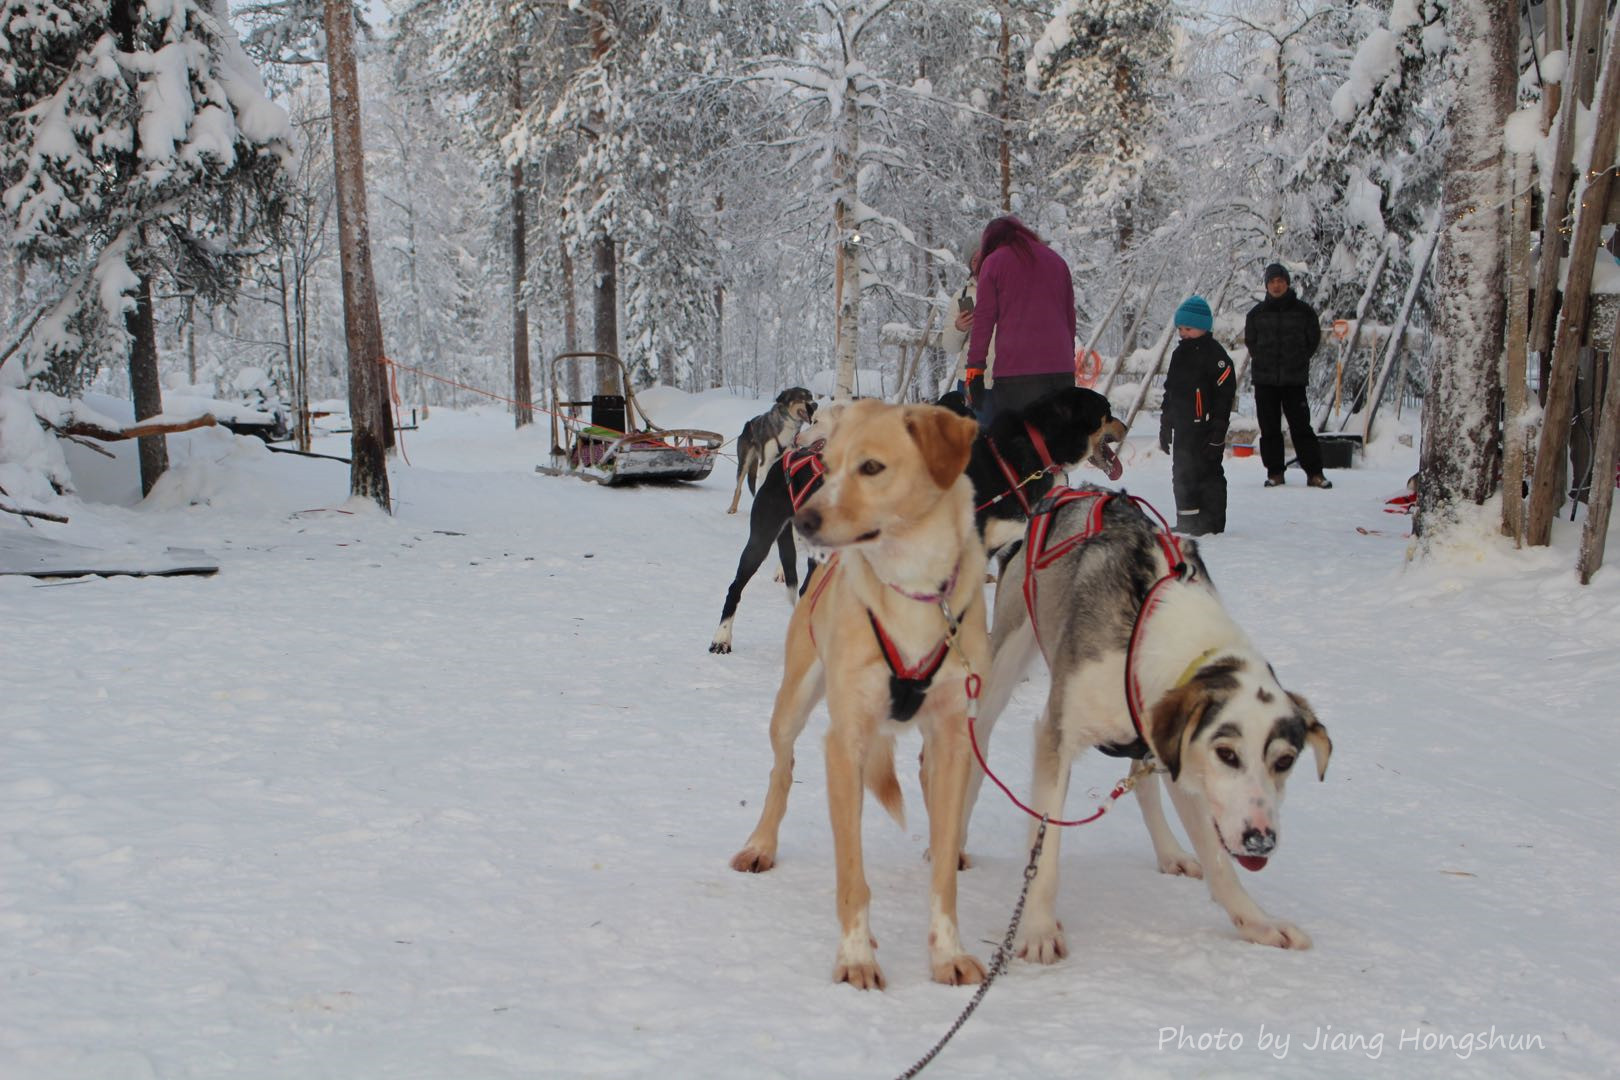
[1362,209,1442,444]
[1100,258,1168,397]
[1501,153,1535,545]
[1577,306,1620,582]
[1318,240,1391,431]
[1078,267,1136,374]
[1526,8,1620,547]
[1528,0,1604,356]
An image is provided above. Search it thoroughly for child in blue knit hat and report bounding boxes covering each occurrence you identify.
[1159,295,1236,535]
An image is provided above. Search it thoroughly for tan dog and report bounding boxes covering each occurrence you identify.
[730,399,989,990]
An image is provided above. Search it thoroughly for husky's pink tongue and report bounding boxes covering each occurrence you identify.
[1099,447,1123,481]
[1236,855,1269,872]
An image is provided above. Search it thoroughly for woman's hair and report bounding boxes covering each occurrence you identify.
[978,215,1042,264]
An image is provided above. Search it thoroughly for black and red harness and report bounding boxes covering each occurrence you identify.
[979,421,1067,518]
[779,440,826,512]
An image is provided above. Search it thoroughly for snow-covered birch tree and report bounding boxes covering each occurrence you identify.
[1415,0,1515,542]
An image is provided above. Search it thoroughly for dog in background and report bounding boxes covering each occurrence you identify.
[709,404,839,654]
[730,399,988,990]
[728,387,816,514]
[969,485,1332,958]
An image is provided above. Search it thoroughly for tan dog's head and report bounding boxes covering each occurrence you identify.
[794,400,978,549]
[1149,656,1332,873]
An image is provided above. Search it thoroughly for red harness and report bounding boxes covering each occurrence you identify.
[802,553,963,723]
[780,441,826,512]
[981,421,1064,517]
[1020,487,1190,743]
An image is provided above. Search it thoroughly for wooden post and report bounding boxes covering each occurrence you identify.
[1528,0,1605,355]
[1577,306,1620,582]
[1502,153,1535,544]
[1526,7,1620,547]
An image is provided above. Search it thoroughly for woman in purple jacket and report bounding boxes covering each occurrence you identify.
[963,216,1077,419]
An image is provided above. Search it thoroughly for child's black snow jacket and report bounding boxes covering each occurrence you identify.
[1159,334,1236,446]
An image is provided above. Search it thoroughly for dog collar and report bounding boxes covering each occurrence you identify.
[1173,647,1222,690]
[884,559,960,604]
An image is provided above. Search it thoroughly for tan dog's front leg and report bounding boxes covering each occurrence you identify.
[921,721,985,986]
[825,727,882,989]
[1165,781,1311,949]
[731,654,823,873]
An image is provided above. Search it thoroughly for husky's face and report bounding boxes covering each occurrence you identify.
[1150,657,1332,872]
[793,399,977,550]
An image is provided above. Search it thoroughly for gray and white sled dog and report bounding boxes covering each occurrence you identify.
[969,484,1333,959]
[728,387,817,515]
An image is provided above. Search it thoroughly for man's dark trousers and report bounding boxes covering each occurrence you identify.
[1254,384,1324,478]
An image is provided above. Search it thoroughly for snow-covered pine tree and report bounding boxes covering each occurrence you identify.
[2,0,291,494]
[1287,0,1450,399]
[1026,0,1173,254]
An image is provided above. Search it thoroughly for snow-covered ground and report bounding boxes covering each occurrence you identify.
[3,387,1616,1079]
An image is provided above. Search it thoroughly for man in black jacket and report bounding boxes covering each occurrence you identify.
[1160,295,1236,535]
[1244,263,1332,489]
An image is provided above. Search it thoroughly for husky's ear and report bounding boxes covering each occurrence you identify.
[775,389,793,407]
[904,404,978,490]
[1149,682,1213,782]
[1288,692,1332,780]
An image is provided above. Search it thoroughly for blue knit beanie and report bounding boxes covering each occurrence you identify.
[1174,294,1213,332]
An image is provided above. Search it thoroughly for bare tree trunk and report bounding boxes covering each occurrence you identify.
[1578,307,1620,581]
[713,193,725,389]
[1526,7,1620,546]
[126,268,168,497]
[832,44,861,401]
[561,235,579,405]
[1502,153,1534,544]
[325,0,391,510]
[998,6,1012,212]
[593,232,618,390]
[511,157,533,427]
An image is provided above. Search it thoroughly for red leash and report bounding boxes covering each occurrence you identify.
[963,674,1149,827]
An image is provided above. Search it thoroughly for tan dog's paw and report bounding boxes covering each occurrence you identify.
[835,960,886,991]
[1158,852,1203,878]
[1015,921,1068,965]
[729,846,776,873]
[931,953,986,986]
[1233,915,1312,950]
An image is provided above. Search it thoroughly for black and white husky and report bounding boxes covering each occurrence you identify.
[971,485,1333,958]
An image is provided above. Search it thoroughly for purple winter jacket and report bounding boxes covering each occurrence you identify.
[966,242,1076,379]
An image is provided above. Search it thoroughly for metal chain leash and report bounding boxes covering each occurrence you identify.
[892,816,1049,1080]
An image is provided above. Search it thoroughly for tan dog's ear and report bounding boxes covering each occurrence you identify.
[903,404,978,490]
[1148,682,1212,782]
[1288,692,1332,780]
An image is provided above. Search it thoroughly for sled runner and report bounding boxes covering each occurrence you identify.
[537,352,723,485]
